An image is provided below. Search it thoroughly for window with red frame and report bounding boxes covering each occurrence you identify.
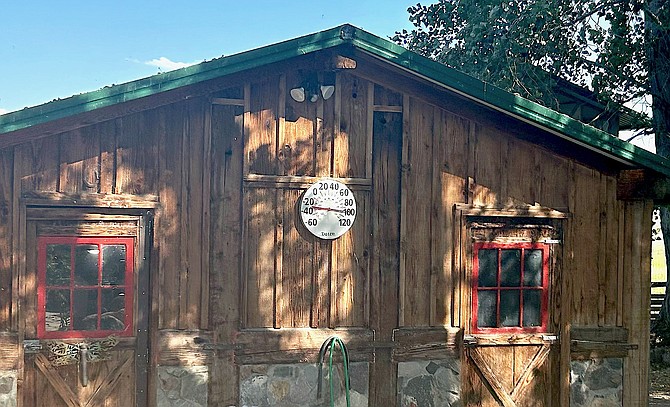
[37,237,134,339]
[472,242,549,333]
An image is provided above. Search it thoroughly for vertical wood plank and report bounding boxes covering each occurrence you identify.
[366,82,374,179]
[621,200,652,406]
[277,75,287,175]
[334,73,368,178]
[399,95,410,327]
[616,201,625,327]
[17,136,60,192]
[58,128,99,194]
[538,151,570,211]
[115,114,139,194]
[20,357,36,407]
[177,104,191,329]
[505,138,538,205]
[157,104,184,329]
[97,120,117,194]
[434,110,449,327]
[281,189,313,327]
[209,102,243,405]
[597,174,608,327]
[368,109,401,407]
[12,146,23,396]
[571,163,600,325]
[281,73,316,177]
[16,201,27,405]
[429,109,468,327]
[559,161,575,407]
[22,223,36,337]
[0,149,12,330]
[200,102,212,329]
[311,239,331,327]
[622,202,635,407]
[402,98,433,326]
[472,125,502,206]
[274,190,284,328]
[315,82,334,177]
[463,350,484,406]
[183,99,206,329]
[601,174,619,326]
[331,73,341,177]
[243,187,277,327]
[331,192,369,327]
[245,77,279,175]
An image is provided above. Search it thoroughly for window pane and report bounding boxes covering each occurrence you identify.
[523,290,542,327]
[45,289,70,332]
[74,245,99,286]
[500,290,520,327]
[46,244,71,286]
[102,245,127,286]
[101,289,127,331]
[524,249,543,286]
[500,250,521,287]
[72,289,98,331]
[478,249,498,287]
[477,290,497,327]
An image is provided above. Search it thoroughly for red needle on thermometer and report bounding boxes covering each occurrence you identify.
[312,206,344,213]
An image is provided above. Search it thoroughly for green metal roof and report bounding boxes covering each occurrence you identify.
[2,23,670,177]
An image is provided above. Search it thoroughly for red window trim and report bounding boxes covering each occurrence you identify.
[472,242,549,334]
[37,236,134,339]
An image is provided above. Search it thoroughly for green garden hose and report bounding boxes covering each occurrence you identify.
[317,336,351,407]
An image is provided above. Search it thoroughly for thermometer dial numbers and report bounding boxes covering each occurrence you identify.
[300,179,356,240]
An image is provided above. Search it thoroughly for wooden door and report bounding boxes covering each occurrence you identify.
[464,340,558,406]
[21,211,151,407]
[462,225,561,406]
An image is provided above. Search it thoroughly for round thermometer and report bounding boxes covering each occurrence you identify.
[300,179,356,240]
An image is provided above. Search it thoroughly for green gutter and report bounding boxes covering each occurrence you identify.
[2,23,670,177]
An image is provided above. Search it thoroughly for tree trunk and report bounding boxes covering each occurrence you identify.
[647,0,670,337]
[655,208,670,332]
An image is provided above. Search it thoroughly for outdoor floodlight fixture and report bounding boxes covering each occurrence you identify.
[320,85,335,100]
[290,87,306,103]
[289,72,335,103]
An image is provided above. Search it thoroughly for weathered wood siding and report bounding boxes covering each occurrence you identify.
[240,74,371,329]
[0,52,653,405]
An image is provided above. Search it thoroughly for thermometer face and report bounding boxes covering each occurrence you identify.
[300,179,356,240]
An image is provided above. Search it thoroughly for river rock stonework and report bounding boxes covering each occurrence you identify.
[156,365,208,407]
[239,362,369,407]
[0,371,17,407]
[397,358,461,407]
[570,358,623,407]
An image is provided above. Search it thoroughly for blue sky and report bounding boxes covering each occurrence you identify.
[0,1,416,114]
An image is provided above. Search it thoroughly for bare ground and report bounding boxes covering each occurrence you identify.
[651,365,670,406]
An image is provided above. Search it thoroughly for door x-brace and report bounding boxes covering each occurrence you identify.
[467,344,551,407]
[34,353,133,407]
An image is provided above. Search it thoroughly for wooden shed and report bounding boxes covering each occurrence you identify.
[0,24,668,406]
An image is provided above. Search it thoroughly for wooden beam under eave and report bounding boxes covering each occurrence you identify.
[330,55,357,70]
[617,169,670,202]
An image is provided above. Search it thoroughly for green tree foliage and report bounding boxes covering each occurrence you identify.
[393,0,659,122]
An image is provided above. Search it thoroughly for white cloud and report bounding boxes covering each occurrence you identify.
[144,57,199,71]
[0,108,9,115]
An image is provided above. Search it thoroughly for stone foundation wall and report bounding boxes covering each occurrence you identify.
[397,358,461,407]
[239,362,369,407]
[570,358,623,407]
[157,365,208,407]
[0,371,17,407]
